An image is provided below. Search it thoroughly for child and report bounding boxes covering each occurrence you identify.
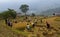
[26,24,30,30]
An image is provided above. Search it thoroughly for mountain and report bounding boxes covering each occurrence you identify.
[40,7,60,16]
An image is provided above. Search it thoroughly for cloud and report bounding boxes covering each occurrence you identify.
[0,0,19,3]
[0,0,60,12]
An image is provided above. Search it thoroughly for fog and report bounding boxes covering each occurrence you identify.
[0,0,60,13]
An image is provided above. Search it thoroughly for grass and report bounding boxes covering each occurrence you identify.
[0,16,60,37]
[12,16,60,37]
[54,17,60,21]
[0,20,30,37]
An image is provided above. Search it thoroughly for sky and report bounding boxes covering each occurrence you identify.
[0,0,60,13]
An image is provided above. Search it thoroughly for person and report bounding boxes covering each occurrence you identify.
[7,20,12,27]
[10,22,13,27]
[27,18,31,22]
[41,19,42,23]
[5,19,8,24]
[32,22,37,28]
[25,16,28,19]
[46,21,50,29]
[14,20,17,23]
[32,23,34,27]
[7,20,10,26]
[26,24,30,30]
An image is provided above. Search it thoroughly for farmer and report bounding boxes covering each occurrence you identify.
[5,19,10,24]
[27,18,31,22]
[32,23,34,27]
[32,22,37,28]
[14,20,17,23]
[7,20,12,27]
[26,24,30,30]
[25,16,28,19]
[5,19,8,24]
[41,19,42,23]
[46,21,50,29]
[10,22,12,27]
[7,20,10,26]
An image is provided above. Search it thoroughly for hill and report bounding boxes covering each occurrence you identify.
[41,7,60,16]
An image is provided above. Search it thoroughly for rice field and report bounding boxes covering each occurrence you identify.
[0,16,60,37]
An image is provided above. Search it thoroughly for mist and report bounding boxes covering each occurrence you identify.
[0,0,60,13]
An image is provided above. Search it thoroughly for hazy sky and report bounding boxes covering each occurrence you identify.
[0,0,60,13]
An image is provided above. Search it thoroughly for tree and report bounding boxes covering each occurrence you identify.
[32,13,35,16]
[0,13,3,19]
[2,8,17,19]
[2,11,10,19]
[19,4,29,16]
[8,8,17,19]
[53,13,55,16]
